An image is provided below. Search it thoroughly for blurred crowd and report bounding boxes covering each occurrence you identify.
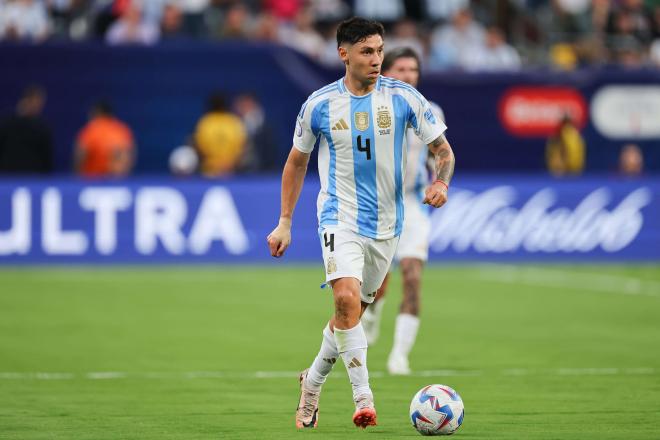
[2,0,660,69]
[0,83,646,178]
[0,85,278,177]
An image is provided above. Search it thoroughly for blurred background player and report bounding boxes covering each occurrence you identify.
[266,17,454,430]
[619,143,644,176]
[74,101,135,177]
[361,47,446,376]
[194,92,247,177]
[545,113,586,177]
[0,84,53,174]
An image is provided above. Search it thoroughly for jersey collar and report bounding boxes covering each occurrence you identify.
[339,76,382,96]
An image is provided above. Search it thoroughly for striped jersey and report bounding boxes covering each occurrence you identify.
[293,76,447,240]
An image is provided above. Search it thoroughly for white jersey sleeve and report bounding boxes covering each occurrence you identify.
[292,99,322,154]
[410,94,447,145]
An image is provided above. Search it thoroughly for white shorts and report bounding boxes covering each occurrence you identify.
[395,195,431,262]
[319,226,399,304]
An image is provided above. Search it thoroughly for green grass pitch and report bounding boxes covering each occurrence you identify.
[1,265,659,439]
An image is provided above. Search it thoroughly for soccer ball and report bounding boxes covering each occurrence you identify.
[410,384,465,436]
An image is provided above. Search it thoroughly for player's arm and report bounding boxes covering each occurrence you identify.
[267,147,311,257]
[423,133,455,208]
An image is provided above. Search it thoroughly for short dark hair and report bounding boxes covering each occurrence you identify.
[207,92,227,112]
[92,101,113,116]
[21,84,46,101]
[336,17,385,48]
[382,47,421,73]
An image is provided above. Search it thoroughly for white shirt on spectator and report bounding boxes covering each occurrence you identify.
[425,0,469,21]
[430,20,485,69]
[278,24,325,60]
[463,44,522,71]
[0,0,51,41]
[173,0,209,14]
[354,0,405,21]
[106,19,160,45]
[651,39,660,66]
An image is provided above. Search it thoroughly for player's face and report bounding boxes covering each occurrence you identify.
[340,34,384,85]
[383,57,419,88]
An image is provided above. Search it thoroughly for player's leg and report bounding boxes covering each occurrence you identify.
[330,275,377,429]
[296,228,364,429]
[387,257,423,375]
[350,235,399,428]
[361,272,390,345]
[387,199,430,375]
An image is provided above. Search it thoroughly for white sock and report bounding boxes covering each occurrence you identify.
[305,324,338,392]
[334,322,371,400]
[390,313,420,359]
[361,299,385,345]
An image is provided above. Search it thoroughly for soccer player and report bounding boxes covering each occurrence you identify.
[361,47,445,375]
[267,17,455,429]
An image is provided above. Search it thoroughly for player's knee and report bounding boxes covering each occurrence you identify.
[334,287,360,312]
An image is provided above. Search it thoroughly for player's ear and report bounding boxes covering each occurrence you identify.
[338,44,349,65]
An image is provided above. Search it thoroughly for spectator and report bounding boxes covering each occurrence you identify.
[319,23,344,67]
[160,2,185,40]
[48,0,89,39]
[387,19,426,61]
[651,36,660,64]
[308,0,349,24]
[464,26,522,71]
[619,143,644,176]
[218,2,250,39]
[652,3,660,38]
[546,114,586,176]
[429,8,486,70]
[262,0,301,21]
[607,0,654,47]
[252,11,279,41]
[106,3,159,45]
[648,4,660,63]
[354,0,405,26]
[278,8,325,59]
[0,85,53,174]
[178,0,210,37]
[0,0,52,42]
[194,92,247,177]
[233,93,278,172]
[75,101,135,177]
[425,0,470,23]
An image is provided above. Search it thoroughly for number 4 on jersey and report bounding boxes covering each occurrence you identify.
[357,135,371,160]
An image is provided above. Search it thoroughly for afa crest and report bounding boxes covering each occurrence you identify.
[326,256,337,274]
[354,112,369,131]
[377,106,391,129]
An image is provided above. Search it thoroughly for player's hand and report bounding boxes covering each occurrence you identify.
[267,218,292,258]
[423,181,448,208]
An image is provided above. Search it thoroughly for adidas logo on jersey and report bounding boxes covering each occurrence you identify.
[331,119,349,131]
[347,357,363,368]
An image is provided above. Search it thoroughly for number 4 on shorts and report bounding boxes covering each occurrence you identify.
[324,232,335,252]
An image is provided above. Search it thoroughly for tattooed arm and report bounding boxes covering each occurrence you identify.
[423,133,455,208]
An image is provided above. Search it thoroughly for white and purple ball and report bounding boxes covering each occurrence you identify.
[410,384,465,436]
